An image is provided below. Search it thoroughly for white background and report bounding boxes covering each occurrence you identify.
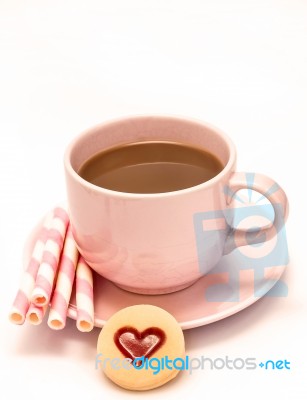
[1,0,307,399]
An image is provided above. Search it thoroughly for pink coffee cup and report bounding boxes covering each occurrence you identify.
[64,115,288,294]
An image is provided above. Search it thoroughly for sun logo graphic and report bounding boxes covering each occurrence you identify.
[193,172,289,302]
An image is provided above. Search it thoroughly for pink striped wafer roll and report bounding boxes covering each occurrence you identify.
[47,225,78,330]
[26,303,48,325]
[76,256,94,332]
[31,206,69,307]
[9,213,53,325]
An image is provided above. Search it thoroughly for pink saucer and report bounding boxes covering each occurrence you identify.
[24,216,288,330]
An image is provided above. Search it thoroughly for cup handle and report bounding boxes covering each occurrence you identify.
[223,172,289,255]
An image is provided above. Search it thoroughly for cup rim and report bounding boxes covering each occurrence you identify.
[64,114,237,199]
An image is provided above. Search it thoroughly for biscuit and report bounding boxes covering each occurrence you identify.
[97,305,185,390]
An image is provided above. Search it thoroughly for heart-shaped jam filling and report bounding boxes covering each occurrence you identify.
[114,326,166,366]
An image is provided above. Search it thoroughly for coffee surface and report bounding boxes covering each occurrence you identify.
[78,141,223,193]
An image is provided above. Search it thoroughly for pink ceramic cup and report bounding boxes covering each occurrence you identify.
[64,115,288,294]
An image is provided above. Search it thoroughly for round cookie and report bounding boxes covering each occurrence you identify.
[97,304,185,391]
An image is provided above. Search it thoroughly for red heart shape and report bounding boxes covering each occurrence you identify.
[114,326,166,363]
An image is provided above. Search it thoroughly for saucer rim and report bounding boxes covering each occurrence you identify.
[24,215,287,330]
